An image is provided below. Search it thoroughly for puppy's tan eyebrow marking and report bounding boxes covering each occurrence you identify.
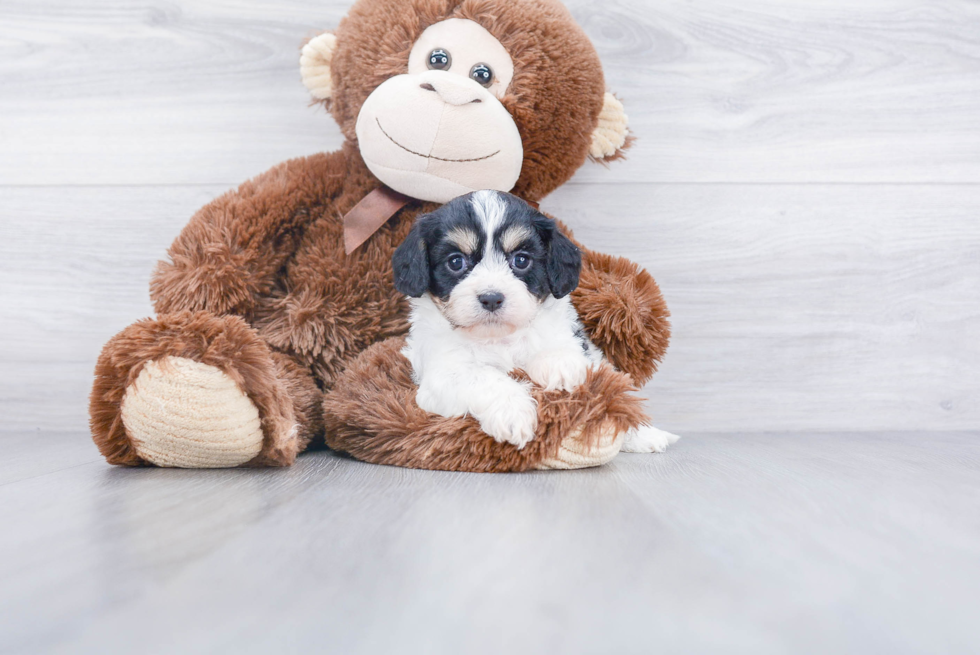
[445,227,479,254]
[500,225,533,252]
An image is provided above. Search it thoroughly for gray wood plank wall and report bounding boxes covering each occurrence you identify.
[1,0,978,434]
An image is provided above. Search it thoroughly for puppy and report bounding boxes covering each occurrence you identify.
[392,190,679,453]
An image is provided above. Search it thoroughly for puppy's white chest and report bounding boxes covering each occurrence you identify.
[468,335,523,372]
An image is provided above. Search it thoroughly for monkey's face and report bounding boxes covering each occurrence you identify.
[301,0,631,204]
[354,19,524,204]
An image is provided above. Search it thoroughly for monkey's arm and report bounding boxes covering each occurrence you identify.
[549,217,670,386]
[150,151,348,317]
[571,249,670,386]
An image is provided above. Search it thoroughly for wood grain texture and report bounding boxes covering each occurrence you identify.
[0,0,343,187]
[1,0,979,185]
[1,431,978,654]
[0,185,220,431]
[548,183,980,432]
[567,0,980,184]
[3,184,977,433]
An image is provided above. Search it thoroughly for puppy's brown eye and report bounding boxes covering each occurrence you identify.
[470,63,493,87]
[427,49,451,70]
[447,254,466,272]
[511,253,531,271]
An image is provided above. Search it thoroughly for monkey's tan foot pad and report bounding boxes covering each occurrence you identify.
[536,421,625,470]
[120,357,264,468]
[322,337,648,473]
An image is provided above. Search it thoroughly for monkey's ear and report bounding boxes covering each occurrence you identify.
[300,32,338,101]
[589,92,632,162]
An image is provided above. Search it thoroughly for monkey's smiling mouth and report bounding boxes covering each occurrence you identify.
[376,118,500,163]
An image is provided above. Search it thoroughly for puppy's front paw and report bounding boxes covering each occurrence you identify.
[415,384,467,418]
[527,350,590,392]
[477,388,538,449]
[621,425,681,453]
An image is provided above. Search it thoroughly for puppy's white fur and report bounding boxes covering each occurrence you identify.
[407,292,597,448]
[404,190,679,452]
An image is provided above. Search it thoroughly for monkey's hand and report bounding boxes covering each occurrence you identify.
[570,250,670,386]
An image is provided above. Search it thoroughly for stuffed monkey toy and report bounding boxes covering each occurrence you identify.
[89,0,672,471]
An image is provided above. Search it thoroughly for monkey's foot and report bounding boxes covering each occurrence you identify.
[91,311,308,468]
[536,419,625,470]
[121,357,265,468]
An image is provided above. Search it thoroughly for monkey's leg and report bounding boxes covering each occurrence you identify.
[89,311,322,468]
[322,338,648,472]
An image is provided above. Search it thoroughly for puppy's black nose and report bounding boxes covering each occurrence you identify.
[478,292,505,312]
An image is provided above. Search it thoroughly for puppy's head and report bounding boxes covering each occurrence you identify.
[393,190,581,338]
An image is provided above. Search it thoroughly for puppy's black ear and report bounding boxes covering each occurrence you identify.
[547,229,582,298]
[533,214,582,299]
[392,219,430,297]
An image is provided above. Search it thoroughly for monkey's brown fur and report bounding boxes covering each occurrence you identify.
[89,0,670,470]
[322,338,648,472]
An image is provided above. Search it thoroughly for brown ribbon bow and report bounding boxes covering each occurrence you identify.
[343,187,539,255]
[343,186,412,255]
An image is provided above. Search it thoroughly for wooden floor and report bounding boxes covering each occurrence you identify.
[1,431,978,654]
[2,0,979,652]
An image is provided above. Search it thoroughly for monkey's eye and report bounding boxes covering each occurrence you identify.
[427,49,452,71]
[447,253,467,272]
[511,253,532,271]
[470,63,494,87]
